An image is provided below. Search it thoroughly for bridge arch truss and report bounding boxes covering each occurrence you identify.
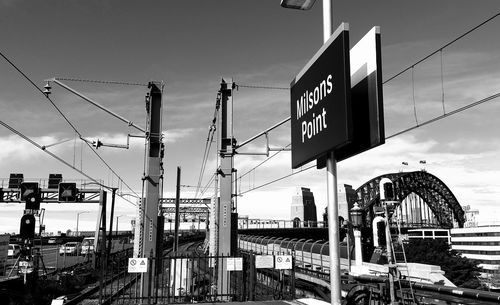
[351,171,465,229]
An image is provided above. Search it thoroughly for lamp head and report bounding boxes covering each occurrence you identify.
[280,0,317,10]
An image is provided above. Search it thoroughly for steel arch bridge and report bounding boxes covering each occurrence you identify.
[349,171,465,229]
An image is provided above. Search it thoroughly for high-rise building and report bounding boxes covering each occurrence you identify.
[291,187,317,226]
[451,226,500,289]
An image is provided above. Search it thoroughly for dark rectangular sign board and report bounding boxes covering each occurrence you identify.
[290,23,352,169]
[317,26,385,168]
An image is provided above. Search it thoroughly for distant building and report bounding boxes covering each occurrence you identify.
[338,184,356,220]
[462,205,480,228]
[451,226,500,289]
[407,228,451,244]
[291,187,317,226]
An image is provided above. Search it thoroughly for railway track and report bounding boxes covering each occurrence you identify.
[66,241,203,305]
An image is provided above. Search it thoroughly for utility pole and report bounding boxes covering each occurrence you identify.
[216,79,234,296]
[107,188,117,259]
[139,82,164,300]
[174,166,181,253]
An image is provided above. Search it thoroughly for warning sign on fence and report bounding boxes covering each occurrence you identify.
[274,255,292,270]
[226,257,243,271]
[128,258,148,273]
[255,255,274,269]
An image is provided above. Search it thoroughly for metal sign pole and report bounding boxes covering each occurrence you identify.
[174,167,181,253]
[322,1,341,304]
[326,152,341,304]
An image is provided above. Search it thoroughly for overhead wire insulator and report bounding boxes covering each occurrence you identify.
[43,82,52,97]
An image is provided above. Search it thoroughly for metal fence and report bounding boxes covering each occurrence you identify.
[97,250,295,304]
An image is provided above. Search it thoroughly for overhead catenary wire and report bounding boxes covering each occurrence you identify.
[239,165,316,196]
[195,126,216,198]
[195,90,222,198]
[383,10,500,84]
[0,49,141,200]
[235,11,500,196]
[0,119,139,207]
[199,173,217,198]
[236,143,291,182]
[0,119,105,188]
[386,91,500,140]
[240,91,500,195]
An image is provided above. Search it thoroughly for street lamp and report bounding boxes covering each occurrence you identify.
[400,161,409,172]
[350,202,363,228]
[349,202,365,269]
[76,211,90,237]
[420,160,427,171]
[116,215,125,235]
[281,1,339,304]
[280,0,317,10]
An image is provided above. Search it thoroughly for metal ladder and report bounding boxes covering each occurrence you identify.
[388,218,417,304]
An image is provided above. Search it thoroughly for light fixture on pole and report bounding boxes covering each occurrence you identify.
[419,160,427,171]
[76,211,90,237]
[400,161,408,172]
[349,202,364,268]
[280,0,317,10]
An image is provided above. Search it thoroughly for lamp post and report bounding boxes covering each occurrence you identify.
[76,211,90,237]
[350,203,364,267]
[116,215,125,235]
[419,160,427,171]
[280,1,341,304]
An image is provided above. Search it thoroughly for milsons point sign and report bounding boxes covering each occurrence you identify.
[290,23,384,169]
[290,23,352,169]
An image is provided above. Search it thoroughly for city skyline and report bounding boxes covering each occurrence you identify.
[1,1,500,233]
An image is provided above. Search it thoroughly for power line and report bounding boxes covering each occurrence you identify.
[384,11,500,85]
[236,11,500,196]
[239,165,315,196]
[195,126,216,198]
[386,91,500,140]
[0,49,141,199]
[1,119,140,207]
[195,91,221,198]
[0,120,104,188]
[239,91,500,196]
[236,143,291,182]
[199,173,216,198]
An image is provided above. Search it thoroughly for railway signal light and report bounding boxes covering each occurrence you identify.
[20,182,39,201]
[58,182,78,202]
[20,214,36,240]
[20,182,41,210]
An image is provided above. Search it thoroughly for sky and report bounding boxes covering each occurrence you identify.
[1,0,500,234]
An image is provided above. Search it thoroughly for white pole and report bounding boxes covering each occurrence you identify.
[323,0,333,43]
[326,152,341,304]
[323,1,341,304]
[354,230,363,266]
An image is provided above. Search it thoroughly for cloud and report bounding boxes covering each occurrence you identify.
[235,134,500,222]
[382,48,500,134]
[164,128,199,144]
[0,134,58,160]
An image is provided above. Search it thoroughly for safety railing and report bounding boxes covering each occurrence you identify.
[97,250,295,304]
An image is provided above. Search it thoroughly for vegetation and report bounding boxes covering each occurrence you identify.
[404,239,482,289]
